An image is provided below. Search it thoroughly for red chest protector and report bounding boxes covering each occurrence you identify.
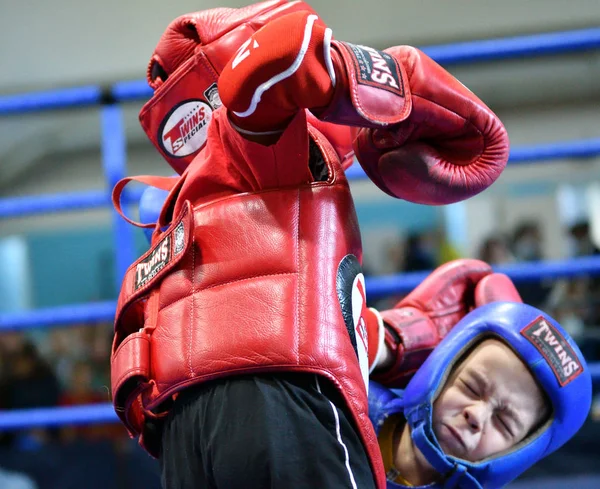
[110,110,385,488]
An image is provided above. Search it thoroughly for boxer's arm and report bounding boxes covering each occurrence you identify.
[218,11,508,205]
[365,259,493,388]
[365,263,524,387]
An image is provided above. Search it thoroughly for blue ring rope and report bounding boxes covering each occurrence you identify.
[0,404,118,430]
[0,301,117,331]
[2,256,600,331]
[2,137,600,218]
[1,359,600,431]
[422,27,600,64]
[0,188,144,219]
[0,85,102,114]
[0,27,599,112]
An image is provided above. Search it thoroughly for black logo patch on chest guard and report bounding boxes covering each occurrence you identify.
[336,254,369,389]
[134,221,185,291]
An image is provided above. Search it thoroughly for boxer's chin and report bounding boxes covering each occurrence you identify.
[432,419,466,460]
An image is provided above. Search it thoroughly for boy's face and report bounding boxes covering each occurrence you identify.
[431,339,548,462]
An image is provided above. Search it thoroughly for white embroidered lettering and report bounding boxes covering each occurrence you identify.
[564,361,580,377]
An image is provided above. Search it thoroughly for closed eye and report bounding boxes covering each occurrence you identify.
[496,414,514,437]
[461,379,478,396]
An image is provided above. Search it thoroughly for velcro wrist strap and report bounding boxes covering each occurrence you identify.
[139,51,221,175]
[372,306,439,388]
[321,41,411,127]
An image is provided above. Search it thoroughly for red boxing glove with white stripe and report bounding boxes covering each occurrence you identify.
[218,11,509,204]
[219,12,335,133]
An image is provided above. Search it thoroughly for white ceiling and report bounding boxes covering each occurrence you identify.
[1,0,600,189]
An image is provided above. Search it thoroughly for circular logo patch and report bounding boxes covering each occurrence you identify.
[159,100,213,158]
[336,254,370,392]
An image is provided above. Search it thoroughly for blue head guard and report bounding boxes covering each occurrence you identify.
[400,301,591,489]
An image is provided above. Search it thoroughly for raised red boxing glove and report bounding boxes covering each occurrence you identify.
[138,0,317,174]
[218,12,334,132]
[366,259,492,388]
[218,11,508,204]
[348,46,509,205]
[365,262,524,388]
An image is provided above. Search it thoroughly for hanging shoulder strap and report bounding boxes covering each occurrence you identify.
[111,175,179,228]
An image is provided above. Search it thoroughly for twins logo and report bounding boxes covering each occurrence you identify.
[336,254,370,392]
[159,99,213,158]
[134,221,186,291]
[521,316,583,386]
[343,42,404,97]
[135,235,171,290]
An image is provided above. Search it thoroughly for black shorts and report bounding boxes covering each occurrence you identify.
[159,373,377,489]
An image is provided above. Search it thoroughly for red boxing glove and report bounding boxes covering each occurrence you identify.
[218,11,508,204]
[369,259,492,388]
[367,262,523,388]
[474,272,523,305]
[138,0,317,174]
[349,46,509,205]
[218,12,334,132]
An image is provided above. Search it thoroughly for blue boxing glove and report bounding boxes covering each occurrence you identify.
[139,186,170,242]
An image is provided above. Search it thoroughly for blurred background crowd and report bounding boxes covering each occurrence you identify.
[1,216,600,488]
[370,219,600,344]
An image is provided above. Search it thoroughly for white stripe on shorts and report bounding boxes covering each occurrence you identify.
[315,376,359,489]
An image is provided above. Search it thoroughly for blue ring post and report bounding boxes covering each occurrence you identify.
[101,105,136,289]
